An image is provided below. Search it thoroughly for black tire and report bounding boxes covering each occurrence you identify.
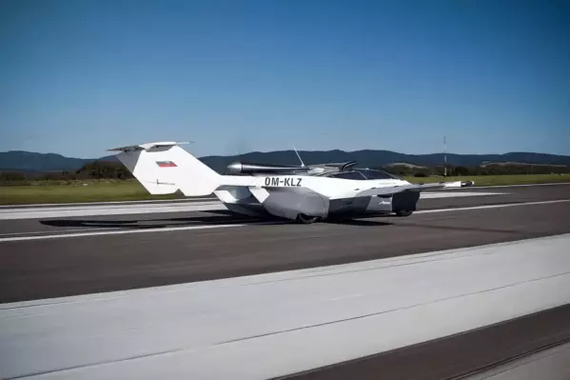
[296,213,320,224]
[395,210,414,217]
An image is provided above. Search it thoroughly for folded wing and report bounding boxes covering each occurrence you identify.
[356,180,475,197]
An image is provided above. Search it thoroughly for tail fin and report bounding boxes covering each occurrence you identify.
[108,142,221,196]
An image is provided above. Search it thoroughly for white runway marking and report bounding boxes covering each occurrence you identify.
[0,201,224,220]
[1,234,569,379]
[420,191,504,199]
[415,199,570,214]
[0,197,216,208]
[0,228,120,237]
[0,223,249,242]
[0,199,568,243]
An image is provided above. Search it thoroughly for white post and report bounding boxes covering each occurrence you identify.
[444,135,447,177]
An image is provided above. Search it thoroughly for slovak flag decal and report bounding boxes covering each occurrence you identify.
[156,161,177,168]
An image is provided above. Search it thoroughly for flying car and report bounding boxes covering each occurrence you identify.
[109,141,474,224]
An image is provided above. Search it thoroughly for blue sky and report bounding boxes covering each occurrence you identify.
[1,0,569,158]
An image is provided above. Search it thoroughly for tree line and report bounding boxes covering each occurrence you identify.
[381,163,570,177]
[0,161,133,183]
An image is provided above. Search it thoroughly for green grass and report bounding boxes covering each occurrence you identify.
[1,174,569,205]
[404,173,570,186]
[0,180,185,205]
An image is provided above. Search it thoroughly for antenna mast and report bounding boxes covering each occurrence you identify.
[443,135,447,177]
[293,145,305,167]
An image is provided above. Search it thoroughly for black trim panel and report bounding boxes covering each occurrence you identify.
[392,190,421,212]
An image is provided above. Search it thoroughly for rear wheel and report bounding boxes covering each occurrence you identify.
[296,213,320,224]
[395,210,414,217]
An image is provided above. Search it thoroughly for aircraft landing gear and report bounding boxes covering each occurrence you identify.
[395,210,414,217]
[296,213,320,224]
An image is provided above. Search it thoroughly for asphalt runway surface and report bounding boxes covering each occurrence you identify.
[1,184,569,303]
[1,183,569,379]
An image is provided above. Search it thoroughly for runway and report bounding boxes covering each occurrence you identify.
[1,184,569,303]
[1,184,569,379]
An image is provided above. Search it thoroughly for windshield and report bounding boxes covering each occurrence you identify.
[356,169,398,180]
[329,169,398,180]
[330,171,366,180]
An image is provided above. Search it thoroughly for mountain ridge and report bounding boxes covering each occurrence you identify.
[1,149,570,173]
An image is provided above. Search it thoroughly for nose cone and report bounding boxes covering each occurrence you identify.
[227,162,243,174]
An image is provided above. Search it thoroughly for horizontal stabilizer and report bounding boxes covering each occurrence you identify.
[107,142,190,152]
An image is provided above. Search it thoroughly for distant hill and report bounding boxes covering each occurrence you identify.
[1,149,569,173]
[0,151,94,172]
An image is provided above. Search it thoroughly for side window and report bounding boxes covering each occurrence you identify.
[332,171,365,180]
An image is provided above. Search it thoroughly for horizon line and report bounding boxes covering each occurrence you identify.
[2,148,569,160]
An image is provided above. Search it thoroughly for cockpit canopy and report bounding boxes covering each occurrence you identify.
[325,168,399,180]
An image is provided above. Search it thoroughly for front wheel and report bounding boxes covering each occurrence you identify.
[395,210,414,217]
[296,213,320,224]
